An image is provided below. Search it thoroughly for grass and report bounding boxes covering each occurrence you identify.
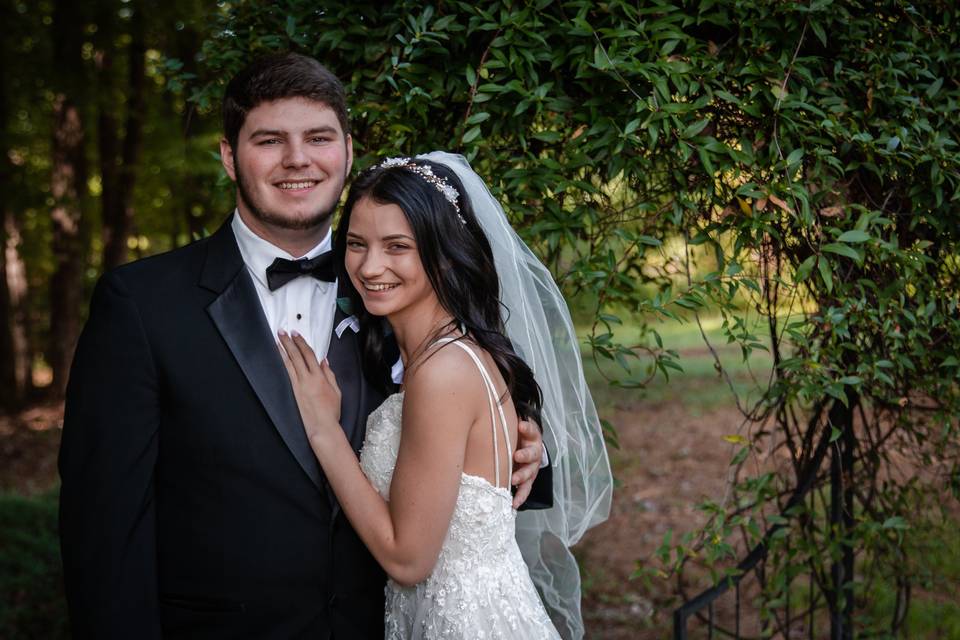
[0,490,69,640]
[865,516,960,639]
[580,313,775,416]
[764,518,960,640]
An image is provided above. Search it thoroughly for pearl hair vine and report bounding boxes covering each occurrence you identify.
[376,157,467,224]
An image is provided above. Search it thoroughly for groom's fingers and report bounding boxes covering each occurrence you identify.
[514,420,542,465]
[512,478,533,509]
[511,458,538,509]
[513,443,539,465]
[512,419,543,502]
[516,419,542,449]
[511,458,537,486]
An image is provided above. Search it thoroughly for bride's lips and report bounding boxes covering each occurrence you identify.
[361,281,400,295]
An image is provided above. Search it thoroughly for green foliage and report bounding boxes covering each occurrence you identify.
[186,0,960,631]
[0,491,68,639]
[0,0,955,633]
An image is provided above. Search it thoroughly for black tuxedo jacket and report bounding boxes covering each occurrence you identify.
[59,216,552,639]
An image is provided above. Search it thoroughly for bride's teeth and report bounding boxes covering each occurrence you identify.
[366,283,397,291]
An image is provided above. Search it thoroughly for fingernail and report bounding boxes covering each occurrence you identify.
[291,330,301,337]
[278,329,288,337]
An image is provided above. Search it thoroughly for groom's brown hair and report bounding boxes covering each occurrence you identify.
[222,52,349,152]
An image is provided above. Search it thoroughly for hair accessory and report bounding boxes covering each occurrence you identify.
[377,157,466,224]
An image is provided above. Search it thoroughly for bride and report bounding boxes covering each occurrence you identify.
[279,152,611,639]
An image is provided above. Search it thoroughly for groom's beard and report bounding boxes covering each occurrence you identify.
[234,165,343,231]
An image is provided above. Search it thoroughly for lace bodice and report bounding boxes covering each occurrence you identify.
[358,341,561,639]
[360,393,519,569]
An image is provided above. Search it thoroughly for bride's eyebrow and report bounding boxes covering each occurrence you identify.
[344,231,415,242]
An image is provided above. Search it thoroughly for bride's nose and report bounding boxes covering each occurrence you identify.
[357,247,387,278]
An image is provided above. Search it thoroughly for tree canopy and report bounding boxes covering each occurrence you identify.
[0,0,957,633]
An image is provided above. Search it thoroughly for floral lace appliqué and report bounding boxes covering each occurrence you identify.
[359,393,560,639]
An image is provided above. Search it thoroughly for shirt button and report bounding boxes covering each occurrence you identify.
[296,313,302,320]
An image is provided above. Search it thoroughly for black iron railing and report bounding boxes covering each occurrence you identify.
[673,399,861,639]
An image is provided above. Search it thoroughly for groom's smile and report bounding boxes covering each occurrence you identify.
[276,179,320,191]
[220,97,353,254]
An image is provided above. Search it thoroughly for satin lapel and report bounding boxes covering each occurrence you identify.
[201,219,325,494]
[327,304,365,454]
[325,294,370,520]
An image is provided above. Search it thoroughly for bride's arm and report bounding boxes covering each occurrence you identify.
[279,331,475,587]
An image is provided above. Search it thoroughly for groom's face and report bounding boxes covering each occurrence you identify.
[221,97,353,238]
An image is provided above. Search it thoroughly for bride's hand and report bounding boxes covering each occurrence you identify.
[278,330,342,442]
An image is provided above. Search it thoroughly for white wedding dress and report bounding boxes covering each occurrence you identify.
[359,339,562,639]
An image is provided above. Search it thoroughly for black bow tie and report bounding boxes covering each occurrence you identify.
[265,252,337,291]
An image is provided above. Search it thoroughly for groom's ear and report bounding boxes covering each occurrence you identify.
[220,137,238,182]
[345,133,354,177]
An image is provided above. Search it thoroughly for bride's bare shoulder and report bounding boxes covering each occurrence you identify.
[402,340,487,418]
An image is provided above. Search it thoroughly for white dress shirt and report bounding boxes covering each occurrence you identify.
[232,211,339,360]
[232,211,542,465]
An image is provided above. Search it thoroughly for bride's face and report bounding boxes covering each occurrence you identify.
[344,197,438,321]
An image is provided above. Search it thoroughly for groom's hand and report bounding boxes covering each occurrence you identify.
[511,419,543,509]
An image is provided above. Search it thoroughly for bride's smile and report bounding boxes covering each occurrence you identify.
[344,197,438,324]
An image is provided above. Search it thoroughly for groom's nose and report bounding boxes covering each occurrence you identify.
[281,140,310,169]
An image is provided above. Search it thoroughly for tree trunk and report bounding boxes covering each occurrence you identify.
[48,0,89,397]
[0,2,20,409]
[100,0,146,270]
[120,0,146,220]
[1,211,32,408]
[96,0,120,269]
[0,205,17,411]
[0,18,31,410]
[175,17,207,245]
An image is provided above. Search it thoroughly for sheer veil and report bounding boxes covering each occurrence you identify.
[419,152,613,639]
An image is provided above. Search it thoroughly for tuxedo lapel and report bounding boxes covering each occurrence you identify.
[327,304,364,454]
[326,285,386,520]
[200,220,325,494]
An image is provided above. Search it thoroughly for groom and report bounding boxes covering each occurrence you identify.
[58,53,550,639]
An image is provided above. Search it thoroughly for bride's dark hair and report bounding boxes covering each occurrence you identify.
[334,159,543,424]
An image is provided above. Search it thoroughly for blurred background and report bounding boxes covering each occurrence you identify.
[1,1,959,637]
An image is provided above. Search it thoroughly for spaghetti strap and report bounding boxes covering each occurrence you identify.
[432,338,512,487]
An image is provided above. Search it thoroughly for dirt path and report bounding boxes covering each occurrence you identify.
[0,403,63,496]
[578,398,746,638]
